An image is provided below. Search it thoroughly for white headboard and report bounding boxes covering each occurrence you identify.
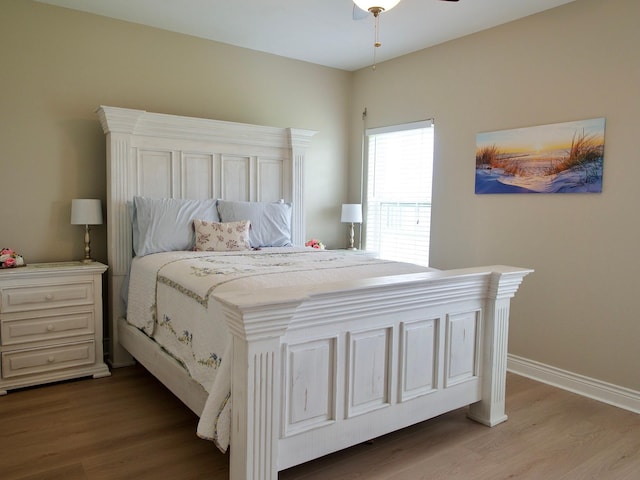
[97,106,316,366]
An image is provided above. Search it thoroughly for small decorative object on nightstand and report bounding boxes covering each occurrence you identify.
[305,239,325,249]
[341,203,362,250]
[71,199,103,263]
[0,261,110,395]
[0,248,25,269]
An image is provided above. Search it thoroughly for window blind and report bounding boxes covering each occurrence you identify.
[364,120,434,266]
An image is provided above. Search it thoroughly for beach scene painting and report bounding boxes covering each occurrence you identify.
[475,118,605,194]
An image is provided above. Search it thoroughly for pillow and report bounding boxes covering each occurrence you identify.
[216,200,292,247]
[194,220,251,251]
[132,197,220,256]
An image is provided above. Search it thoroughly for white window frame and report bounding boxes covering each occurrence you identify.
[363,119,434,266]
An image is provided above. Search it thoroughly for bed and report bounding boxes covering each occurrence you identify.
[98,106,532,480]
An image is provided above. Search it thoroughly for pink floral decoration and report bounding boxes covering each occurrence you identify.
[0,248,25,268]
[305,239,325,250]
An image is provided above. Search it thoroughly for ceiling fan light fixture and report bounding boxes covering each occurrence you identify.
[353,0,401,15]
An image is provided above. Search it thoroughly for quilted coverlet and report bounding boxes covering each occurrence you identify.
[125,247,433,451]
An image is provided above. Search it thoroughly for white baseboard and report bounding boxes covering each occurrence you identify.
[507,354,640,414]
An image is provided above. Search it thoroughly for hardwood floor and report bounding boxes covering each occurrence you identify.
[1,365,638,479]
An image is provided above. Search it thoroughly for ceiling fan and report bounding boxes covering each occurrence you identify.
[352,0,460,69]
[353,0,459,20]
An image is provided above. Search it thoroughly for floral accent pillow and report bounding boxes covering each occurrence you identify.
[193,219,251,251]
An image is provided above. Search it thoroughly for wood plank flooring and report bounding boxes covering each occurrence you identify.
[0,364,638,479]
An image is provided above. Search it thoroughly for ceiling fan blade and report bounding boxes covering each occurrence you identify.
[352,4,369,20]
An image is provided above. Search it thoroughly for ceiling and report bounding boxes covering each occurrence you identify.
[37,0,576,71]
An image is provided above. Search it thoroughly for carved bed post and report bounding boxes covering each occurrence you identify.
[287,128,316,246]
[216,293,304,480]
[97,106,144,367]
[468,266,532,426]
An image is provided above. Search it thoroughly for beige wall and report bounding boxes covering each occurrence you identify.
[0,0,351,264]
[350,0,640,391]
[2,0,638,394]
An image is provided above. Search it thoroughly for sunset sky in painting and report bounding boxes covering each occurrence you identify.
[477,118,605,155]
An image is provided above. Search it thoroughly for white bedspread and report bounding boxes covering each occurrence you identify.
[126,247,433,451]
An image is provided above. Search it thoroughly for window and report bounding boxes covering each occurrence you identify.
[364,120,434,266]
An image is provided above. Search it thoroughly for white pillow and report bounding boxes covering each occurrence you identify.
[216,200,292,248]
[132,197,220,256]
[194,220,251,251]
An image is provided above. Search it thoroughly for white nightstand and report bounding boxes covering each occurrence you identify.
[0,261,110,394]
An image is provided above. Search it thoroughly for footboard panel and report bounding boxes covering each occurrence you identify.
[278,304,483,470]
[214,265,532,480]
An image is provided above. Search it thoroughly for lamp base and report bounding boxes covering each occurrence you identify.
[347,222,357,250]
[81,225,94,264]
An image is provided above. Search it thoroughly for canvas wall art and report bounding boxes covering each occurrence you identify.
[475,118,605,194]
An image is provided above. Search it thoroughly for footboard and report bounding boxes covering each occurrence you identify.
[214,265,532,480]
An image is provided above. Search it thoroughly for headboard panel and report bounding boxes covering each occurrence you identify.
[97,106,316,366]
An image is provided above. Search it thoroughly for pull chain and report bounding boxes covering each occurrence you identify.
[372,13,381,70]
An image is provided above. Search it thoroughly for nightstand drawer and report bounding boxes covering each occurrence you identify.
[1,341,96,379]
[1,310,94,346]
[0,281,94,313]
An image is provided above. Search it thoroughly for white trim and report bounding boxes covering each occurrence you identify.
[507,354,640,414]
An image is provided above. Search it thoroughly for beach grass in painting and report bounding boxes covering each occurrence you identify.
[475,118,605,194]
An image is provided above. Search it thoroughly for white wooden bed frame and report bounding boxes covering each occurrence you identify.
[98,106,532,480]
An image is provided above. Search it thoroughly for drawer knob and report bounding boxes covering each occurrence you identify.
[47,356,55,363]
[45,294,54,301]
[46,324,55,332]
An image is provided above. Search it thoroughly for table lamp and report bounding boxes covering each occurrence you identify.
[341,204,362,250]
[71,199,103,263]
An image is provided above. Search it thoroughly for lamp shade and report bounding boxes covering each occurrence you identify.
[71,199,103,225]
[341,204,363,224]
[353,0,401,12]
